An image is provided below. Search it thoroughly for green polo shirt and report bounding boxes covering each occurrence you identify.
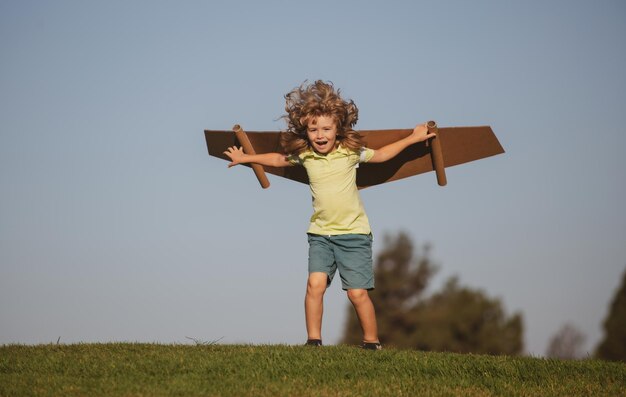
[289,145,375,235]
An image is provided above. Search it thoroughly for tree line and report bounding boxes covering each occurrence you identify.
[341,232,625,361]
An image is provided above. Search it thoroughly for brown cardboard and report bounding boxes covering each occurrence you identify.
[426,121,447,186]
[205,123,504,189]
[232,125,270,189]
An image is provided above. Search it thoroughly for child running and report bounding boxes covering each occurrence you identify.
[224,80,435,350]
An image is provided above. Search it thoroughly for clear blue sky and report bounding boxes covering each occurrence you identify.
[1,1,624,356]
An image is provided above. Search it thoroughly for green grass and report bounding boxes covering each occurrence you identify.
[1,344,624,396]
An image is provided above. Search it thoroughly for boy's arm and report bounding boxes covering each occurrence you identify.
[368,123,436,163]
[224,146,294,168]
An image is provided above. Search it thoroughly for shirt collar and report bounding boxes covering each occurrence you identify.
[302,144,352,159]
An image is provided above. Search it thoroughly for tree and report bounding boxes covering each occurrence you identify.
[596,267,626,362]
[341,231,524,355]
[408,277,523,355]
[546,323,587,359]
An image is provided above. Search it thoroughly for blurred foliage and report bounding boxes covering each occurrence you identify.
[341,231,524,355]
[546,323,587,359]
[596,267,626,362]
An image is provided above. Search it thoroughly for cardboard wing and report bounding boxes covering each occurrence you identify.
[204,124,504,189]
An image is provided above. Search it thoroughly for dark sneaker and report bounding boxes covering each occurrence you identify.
[305,339,322,347]
[361,342,382,350]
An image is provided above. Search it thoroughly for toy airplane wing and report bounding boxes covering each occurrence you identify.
[204,122,504,189]
[204,125,309,188]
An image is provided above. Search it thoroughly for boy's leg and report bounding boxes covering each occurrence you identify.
[347,289,379,343]
[305,272,328,340]
[332,234,378,343]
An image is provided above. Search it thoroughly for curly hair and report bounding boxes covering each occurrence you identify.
[280,80,364,154]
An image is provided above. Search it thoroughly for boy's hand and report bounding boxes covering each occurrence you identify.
[224,146,246,167]
[411,123,436,143]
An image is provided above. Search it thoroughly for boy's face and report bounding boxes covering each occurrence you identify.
[306,115,338,155]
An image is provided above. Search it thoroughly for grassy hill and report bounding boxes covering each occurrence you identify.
[1,343,624,396]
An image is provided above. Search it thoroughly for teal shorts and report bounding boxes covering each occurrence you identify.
[307,233,374,290]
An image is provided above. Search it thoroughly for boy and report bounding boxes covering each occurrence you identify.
[224,81,434,349]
